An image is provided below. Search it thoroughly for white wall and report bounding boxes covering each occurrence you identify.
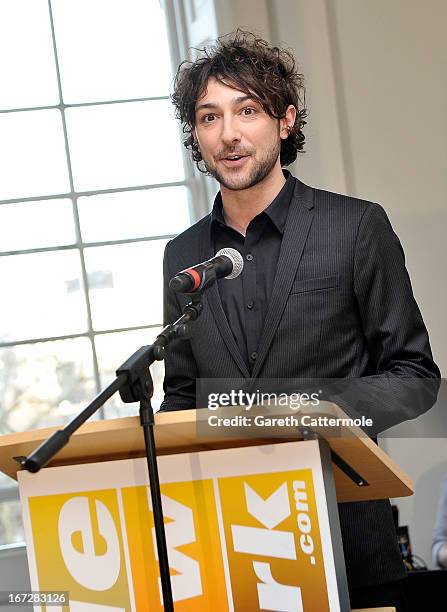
[214,0,447,569]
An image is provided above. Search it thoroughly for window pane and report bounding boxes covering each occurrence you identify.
[66,101,184,192]
[0,472,15,488]
[0,110,70,201]
[0,0,59,110]
[0,199,75,252]
[0,338,95,434]
[51,0,172,103]
[84,240,167,330]
[0,250,88,343]
[0,499,24,545]
[78,187,190,242]
[95,328,164,418]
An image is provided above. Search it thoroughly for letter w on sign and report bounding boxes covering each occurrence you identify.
[149,492,202,603]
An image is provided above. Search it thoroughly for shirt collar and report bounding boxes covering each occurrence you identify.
[210,170,295,235]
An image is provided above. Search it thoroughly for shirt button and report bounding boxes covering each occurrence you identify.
[247,301,254,310]
[250,351,258,360]
[246,253,254,261]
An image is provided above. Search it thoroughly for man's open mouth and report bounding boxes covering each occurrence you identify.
[220,154,249,166]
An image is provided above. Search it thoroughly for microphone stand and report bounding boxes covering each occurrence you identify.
[15,294,204,612]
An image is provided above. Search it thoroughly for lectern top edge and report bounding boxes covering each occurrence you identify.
[0,406,413,503]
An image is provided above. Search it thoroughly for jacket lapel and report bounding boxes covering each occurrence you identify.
[199,225,251,378]
[251,179,315,378]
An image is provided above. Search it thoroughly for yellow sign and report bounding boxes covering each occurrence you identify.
[21,443,337,611]
[121,480,229,611]
[29,489,130,610]
[218,471,329,612]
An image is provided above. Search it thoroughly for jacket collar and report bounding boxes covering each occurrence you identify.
[210,170,296,236]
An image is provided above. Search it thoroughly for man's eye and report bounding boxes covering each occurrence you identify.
[242,107,256,116]
[203,114,215,123]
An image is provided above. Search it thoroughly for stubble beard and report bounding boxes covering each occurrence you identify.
[203,139,281,191]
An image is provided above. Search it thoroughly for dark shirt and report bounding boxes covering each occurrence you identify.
[211,171,295,372]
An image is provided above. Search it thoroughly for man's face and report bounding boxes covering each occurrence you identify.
[193,78,290,191]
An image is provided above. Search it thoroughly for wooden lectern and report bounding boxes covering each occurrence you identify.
[0,403,408,612]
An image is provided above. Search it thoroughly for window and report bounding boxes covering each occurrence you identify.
[0,0,194,545]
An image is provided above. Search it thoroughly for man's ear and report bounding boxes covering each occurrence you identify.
[280,105,297,139]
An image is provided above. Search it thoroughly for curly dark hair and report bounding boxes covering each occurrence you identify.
[171,29,307,171]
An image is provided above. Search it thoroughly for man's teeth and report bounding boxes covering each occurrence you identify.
[227,155,242,160]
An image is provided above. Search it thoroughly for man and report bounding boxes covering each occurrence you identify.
[160,30,440,610]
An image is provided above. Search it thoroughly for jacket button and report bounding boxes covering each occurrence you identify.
[246,253,254,261]
[250,351,257,360]
[247,301,254,309]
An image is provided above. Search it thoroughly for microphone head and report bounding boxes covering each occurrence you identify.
[216,247,244,279]
[169,274,193,293]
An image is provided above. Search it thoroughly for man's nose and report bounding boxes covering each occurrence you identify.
[221,116,241,145]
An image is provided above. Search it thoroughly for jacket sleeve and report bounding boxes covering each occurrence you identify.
[159,240,198,411]
[332,203,440,435]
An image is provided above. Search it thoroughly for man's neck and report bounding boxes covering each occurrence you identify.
[220,164,286,236]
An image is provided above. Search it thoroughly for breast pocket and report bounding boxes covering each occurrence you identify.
[290,274,339,294]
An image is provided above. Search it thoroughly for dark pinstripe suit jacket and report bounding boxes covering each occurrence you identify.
[160,176,440,587]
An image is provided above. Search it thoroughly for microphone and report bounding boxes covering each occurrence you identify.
[169,248,244,294]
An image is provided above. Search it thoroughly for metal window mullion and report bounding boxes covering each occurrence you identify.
[166,0,200,222]
[0,243,76,257]
[162,0,212,223]
[0,179,190,206]
[0,234,177,258]
[0,332,90,349]
[0,95,170,115]
[0,323,163,350]
[73,206,104,402]
[47,0,103,412]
